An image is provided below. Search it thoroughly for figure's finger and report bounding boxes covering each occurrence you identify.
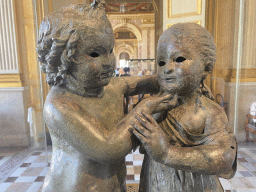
[156,94,173,104]
[135,114,153,132]
[141,110,158,127]
[169,94,178,106]
[132,121,151,137]
[133,129,147,144]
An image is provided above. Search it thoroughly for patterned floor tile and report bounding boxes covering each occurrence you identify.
[241,162,256,171]
[20,163,31,167]
[24,156,38,163]
[125,154,133,161]
[0,157,11,167]
[126,175,134,180]
[9,167,27,177]
[0,143,255,192]
[232,177,249,189]
[133,166,141,175]
[239,171,255,177]
[31,152,42,156]
[34,176,45,182]
[219,178,232,190]
[26,182,43,192]
[29,162,48,168]
[126,161,133,165]
[4,177,18,182]
[0,183,12,191]
[34,156,51,163]
[21,167,45,177]
[127,166,134,175]
[5,182,32,192]
[39,167,49,177]
[134,174,140,181]
[15,176,37,182]
[246,177,256,188]
[133,154,144,161]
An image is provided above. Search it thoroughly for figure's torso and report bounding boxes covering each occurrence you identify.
[42,82,127,192]
[139,96,226,192]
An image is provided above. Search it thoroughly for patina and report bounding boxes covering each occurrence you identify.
[132,23,237,192]
[36,2,173,192]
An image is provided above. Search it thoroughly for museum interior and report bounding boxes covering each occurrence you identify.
[0,0,256,191]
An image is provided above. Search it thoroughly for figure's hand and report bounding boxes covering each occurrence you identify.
[135,94,178,115]
[132,111,170,163]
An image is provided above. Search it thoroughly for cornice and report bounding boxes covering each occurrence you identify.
[107,13,155,20]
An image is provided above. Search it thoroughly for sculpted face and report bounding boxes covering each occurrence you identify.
[70,20,115,89]
[157,35,205,96]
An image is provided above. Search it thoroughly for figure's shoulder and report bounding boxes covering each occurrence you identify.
[200,95,228,125]
[201,95,224,113]
[44,86,82,116]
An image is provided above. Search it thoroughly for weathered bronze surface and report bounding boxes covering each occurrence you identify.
[36,2,166,192]
[132,23,237,192]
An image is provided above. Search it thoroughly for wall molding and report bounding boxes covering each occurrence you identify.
[231,68,256,82]
[0,73,22,87]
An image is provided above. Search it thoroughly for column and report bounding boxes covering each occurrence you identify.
[134,43,138,59]
[150,27,155,59]
[0,0,19,73]
[141,28,148,59]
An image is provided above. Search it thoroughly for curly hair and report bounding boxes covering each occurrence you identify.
[37,2,108,86]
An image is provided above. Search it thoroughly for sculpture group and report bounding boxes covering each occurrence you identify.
[37,2,237,192]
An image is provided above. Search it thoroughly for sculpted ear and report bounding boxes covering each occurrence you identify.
[202,64,213,79]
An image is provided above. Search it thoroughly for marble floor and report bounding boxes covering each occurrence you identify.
[0,142,256,192]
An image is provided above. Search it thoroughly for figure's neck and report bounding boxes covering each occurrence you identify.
[64,76,106,98]
[177,91,200,106]
[162,88,200,106]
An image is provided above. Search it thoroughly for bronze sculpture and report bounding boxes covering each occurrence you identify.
[132,23,237,192]
[36,2,174,192]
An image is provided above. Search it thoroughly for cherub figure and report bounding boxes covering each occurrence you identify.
[132,23,237,192]
[36,2,171,192]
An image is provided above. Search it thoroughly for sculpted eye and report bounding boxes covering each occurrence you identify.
[175,56,186,62]
[110,48,113,54]
[90,52,100,58]
[159,61,166,66]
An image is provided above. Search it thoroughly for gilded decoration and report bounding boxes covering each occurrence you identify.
[167,0,202,19]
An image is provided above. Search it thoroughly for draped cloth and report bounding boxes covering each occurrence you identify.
[139,111,237,192]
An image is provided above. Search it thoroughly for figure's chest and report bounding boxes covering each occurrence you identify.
[173,106,208,135]
[81,88,124,130]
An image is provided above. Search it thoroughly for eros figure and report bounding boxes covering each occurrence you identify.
[36,2,174,192]
[132,23,237,192]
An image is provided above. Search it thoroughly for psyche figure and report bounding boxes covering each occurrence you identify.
[132,23,237,192]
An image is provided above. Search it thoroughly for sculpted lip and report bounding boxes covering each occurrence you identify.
[163,76,176,82]
[101,70,112,78]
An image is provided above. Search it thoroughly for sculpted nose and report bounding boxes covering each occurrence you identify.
[102,56,115,69]
[164,62,174,74]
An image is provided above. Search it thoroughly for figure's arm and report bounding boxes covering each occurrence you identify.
[116,74,160,96]
[44,94,173,164]
[132,111,236,175]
